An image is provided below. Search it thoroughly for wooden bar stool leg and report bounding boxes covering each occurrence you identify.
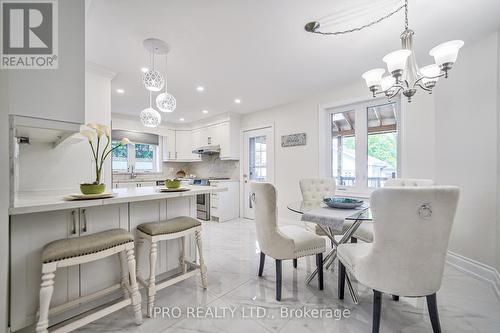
[118,252,130,298]
[126,249,143,325]
[180,236,187,274]
[36,264,56,333]
[135,237,144,280]
[195,230,207,289]
[147,241,158,318]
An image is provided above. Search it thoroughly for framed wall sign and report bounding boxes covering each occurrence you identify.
[281,133,306,147]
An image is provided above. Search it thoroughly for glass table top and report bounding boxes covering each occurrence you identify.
[287,201,372,221]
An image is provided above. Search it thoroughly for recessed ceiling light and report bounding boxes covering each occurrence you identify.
[179,118,185,121]
[116,89,125,94]
[202,110,208,114]
[141,67,149,73]
[234,98,241,104]
[196,86,204,92]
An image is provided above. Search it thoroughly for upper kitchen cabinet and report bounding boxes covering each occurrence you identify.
[162,129,201,162]
[215,119,240,160]
[162,129,177,161]
[7,0,85,124]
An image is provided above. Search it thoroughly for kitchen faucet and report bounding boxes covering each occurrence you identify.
[129,165,137,179]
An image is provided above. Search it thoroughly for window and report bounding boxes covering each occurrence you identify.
[249,135,267,181]
[112,141,160,173]
[327,98,400,192]
[332,110,356,186]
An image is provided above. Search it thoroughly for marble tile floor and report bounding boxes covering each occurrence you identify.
[76,218,500,333]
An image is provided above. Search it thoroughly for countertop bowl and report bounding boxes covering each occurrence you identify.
[323,197,364,209]
[165,179,181,189]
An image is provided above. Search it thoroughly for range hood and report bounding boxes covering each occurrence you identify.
[192,145,221,155]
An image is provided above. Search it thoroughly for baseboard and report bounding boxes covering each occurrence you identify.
[446,251,500,300]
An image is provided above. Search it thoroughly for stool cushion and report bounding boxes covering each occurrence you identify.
[42,229,134,263]
[137,216,201,236]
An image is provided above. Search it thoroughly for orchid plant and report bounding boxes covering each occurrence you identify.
[80,124,130,185]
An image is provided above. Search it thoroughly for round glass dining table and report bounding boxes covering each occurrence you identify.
[286,200,372,304]
[287,201,373,221]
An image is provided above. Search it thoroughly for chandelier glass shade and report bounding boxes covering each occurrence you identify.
[140,108,161,128]
[156,92,176,113]
[142,70,164,92]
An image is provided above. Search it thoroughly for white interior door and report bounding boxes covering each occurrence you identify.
[243,127,274,219]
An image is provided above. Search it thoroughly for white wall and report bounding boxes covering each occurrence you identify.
[0,71,10,333]
[17,69,114,192]
[434,32,499,270]
[241,82,436,220]
[8,0,85,124]
[241,31,500,274]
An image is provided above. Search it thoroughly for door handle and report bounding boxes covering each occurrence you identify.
[81,209,88,233]
[71,210,77,235]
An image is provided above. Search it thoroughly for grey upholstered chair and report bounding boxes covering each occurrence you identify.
[251,182,326,301]
[337,186,459,333]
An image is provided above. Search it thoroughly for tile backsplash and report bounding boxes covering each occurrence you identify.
[112,155,239,182]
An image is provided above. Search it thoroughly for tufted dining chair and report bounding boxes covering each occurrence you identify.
[337,186,460,333]
[299,178,373,243]
[385,178,435,187]
[251,182,326,301]
[354,178,437,245]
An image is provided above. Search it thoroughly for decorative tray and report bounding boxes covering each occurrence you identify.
[158,187,191,193]
[323,197,364,209]
[64,192,115,201]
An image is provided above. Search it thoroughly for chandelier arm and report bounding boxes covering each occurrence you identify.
[388,85,404,99]
[416,82,432,92]
[306,3,406,35]
[412,72,446,88]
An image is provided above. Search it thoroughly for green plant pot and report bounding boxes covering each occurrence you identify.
[165,179,181,189]
[80,183,106,195]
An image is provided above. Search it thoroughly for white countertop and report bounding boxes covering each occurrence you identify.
[10,185,226,215]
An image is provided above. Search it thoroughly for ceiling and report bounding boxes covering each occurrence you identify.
[85,0,500,124]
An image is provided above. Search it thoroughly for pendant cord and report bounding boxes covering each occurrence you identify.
[149,91,152,108]
[404,0,408,30]
[305,0,407,35]
[164,54,168,93]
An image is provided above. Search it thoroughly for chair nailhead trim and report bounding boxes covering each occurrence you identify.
[43,240,134,264]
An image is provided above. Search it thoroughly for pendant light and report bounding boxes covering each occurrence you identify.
[140,91,161,128]
[142,39,166,92]
[156,47,177,113]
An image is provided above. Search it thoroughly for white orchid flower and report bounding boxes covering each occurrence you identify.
[121,138,131,145]
[80,129,95,141]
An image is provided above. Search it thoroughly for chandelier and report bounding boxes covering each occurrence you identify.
[156,46,177,113]
[305,0,464,102]
[140,91,162,128]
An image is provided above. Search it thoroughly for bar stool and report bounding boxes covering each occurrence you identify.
[36,229,142,333]
[136,216,207,317]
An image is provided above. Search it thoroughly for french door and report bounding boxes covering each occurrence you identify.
[242,127,274,219]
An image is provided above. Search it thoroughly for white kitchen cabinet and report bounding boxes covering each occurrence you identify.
[190,119,240,159]
[162,129,176,161]
[10,209,80,331]
[175,130,195,160]
[209,180,240,222]
[162,130,200,162]
[79,204,128,297]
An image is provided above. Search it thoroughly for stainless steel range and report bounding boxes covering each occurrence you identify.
[193,179,211,220]
[193,178,230,220]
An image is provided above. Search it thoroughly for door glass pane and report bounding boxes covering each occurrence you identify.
[112,140,128,171]
[135,143,155,171]
[366,102,398,187]
[249,135,267,181]
[331,110,356,186]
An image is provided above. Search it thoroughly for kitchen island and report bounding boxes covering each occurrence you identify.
[9,185,225,332]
